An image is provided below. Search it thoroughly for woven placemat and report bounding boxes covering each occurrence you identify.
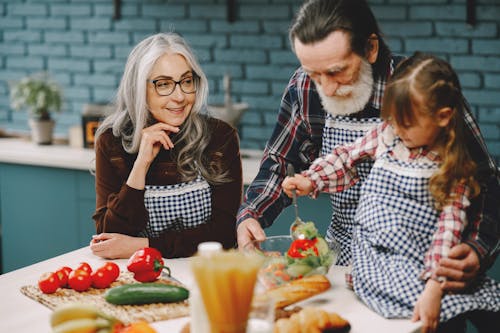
[20,271,189,324]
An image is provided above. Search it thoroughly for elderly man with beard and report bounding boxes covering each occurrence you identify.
[237,0,499,292]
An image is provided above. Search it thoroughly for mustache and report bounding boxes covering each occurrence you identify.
[334,85,354,97]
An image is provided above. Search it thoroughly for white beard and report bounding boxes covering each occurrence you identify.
[316,59,374,116]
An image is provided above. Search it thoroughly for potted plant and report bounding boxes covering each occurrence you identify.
[9,72,63,145]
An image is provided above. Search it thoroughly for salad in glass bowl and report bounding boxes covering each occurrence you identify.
[250,222,338,289]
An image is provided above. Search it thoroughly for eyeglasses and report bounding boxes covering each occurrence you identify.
[148,75,198,96]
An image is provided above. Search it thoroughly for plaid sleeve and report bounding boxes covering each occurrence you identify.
[461,97,500,269]
[237,70,322,228]
[420,184,471,281]
[304,122,387,198]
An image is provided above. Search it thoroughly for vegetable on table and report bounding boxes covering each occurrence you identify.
[127,247,171,283]
[38,272,60,294]
[68,269,92,292]
[104,283,189,305]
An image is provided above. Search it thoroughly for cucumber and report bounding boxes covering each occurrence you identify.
[286,263,313,278]
[104,283,189,305]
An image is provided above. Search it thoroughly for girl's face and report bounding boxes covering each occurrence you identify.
[392,112,441,150]
[146,53,196,127]
[390,97,452,151]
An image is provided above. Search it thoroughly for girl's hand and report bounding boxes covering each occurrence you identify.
[136,122,179,166]
[90,233,149,259]
[282,174,314,197]
[412,279,443,333]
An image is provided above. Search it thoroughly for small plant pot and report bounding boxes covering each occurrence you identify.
[29,118,55,145]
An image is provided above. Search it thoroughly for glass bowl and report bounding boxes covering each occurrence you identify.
[248,235,339,290]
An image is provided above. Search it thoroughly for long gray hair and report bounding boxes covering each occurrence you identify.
[96,32,227,184]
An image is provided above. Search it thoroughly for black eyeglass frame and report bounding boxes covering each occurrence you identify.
[148,74,199,96]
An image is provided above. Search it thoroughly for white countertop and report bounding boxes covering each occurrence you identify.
[0,138,262,185]
[0,246,421,333]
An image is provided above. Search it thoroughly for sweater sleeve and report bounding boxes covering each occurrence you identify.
[149,122,242,258]
[92,130,149,235]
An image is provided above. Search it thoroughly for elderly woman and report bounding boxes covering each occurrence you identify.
[90,33,242,259]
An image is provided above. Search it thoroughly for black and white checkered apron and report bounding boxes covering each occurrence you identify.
[322,113,382,265]
[351,145,500,321]
[142,176,212,238]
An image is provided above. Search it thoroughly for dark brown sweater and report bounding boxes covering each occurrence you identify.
[92,117,242,258]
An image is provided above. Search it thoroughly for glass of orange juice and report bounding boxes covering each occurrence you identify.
[191,250,264,333]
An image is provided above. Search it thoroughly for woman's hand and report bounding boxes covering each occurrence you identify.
[136,122,179,166]
[412,279,443,333]
[90,233,149,259]
[282,174,314,197]
[127,122,179,190]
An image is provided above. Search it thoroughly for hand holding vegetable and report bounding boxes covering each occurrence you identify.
[127,247,171,283]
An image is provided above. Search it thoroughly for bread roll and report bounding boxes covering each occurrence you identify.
[274,307,350,333]
[257,275,331,309]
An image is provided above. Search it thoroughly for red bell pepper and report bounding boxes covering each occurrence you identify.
[127,247,170,282]
[287,238,319,259]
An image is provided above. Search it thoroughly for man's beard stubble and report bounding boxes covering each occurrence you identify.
[316,59,374,116]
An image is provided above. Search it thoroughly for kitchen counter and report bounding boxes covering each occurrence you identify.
[0,138,262,184]
[0,246,421,333]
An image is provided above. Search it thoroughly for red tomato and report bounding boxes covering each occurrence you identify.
[68,269,92,292]
[101,262,120,282]
[54,266,72,287]
[76,262,93,274]
[91,268,114,289]
[38,272,60,294]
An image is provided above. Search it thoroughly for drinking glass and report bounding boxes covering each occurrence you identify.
[191,250,264,333]
[246,294,275,333]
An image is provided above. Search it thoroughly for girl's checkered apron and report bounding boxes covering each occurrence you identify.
[142,176,211,237]
[351,142,500,321]
[322,113,381,265]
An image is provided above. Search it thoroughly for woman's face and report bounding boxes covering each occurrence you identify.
[146,53,196,127]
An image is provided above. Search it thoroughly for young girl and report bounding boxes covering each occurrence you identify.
[282,53,499,333]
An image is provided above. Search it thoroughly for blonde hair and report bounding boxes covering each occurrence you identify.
[96,32,229,184]
[381,52,479,209]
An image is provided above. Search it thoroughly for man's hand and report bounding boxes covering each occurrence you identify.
[237,218,266,249]
[435,243,480,292]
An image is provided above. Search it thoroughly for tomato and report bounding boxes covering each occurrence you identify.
[76,262,93,274]
[101,262,120,282]
[54,266,72,287]
[68,269,92,292]
[287,238,319,258]
[91,268,114,289]
[38,272,60,294]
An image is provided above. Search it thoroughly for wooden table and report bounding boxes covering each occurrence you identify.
[0,246,421,333]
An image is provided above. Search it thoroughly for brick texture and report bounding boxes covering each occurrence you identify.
[0,0,499,163]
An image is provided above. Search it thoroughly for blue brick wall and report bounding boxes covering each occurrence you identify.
[0,0,499,163]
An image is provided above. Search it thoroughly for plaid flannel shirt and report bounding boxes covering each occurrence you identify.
[304,122,473,280]
[237,53,499,269]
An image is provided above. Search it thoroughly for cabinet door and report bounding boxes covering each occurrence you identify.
[0,164,79,272]
[263,193,332,236]
[77,172,97,246]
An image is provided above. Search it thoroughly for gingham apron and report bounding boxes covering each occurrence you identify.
[321,113,381,265]
[351,142,500,321]
[142,175,212,238]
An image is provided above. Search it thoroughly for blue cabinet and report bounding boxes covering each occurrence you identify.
[0,163,95,273]
[264,193,332,237]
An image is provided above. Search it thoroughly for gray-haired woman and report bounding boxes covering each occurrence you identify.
[90,33,242,259]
